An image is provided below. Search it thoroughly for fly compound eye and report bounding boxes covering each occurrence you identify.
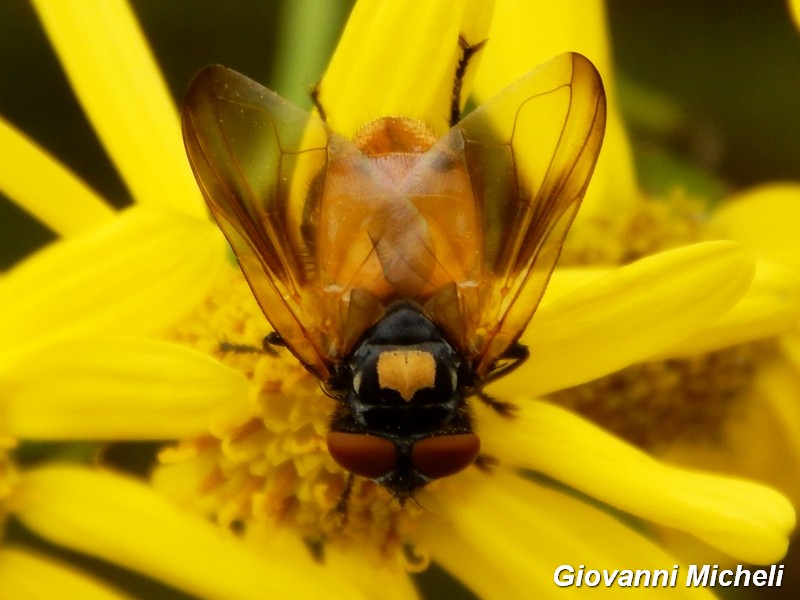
[411,434,480,479]
[326,432,397,479]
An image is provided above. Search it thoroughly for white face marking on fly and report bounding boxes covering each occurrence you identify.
[376,349,436,401]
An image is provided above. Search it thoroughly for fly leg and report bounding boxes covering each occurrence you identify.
[450,35,487,126]
[474,342,529,416]
[219,332,285,356]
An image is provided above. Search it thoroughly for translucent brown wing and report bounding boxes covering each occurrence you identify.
[182,65,337,377]
[424,52,607,375]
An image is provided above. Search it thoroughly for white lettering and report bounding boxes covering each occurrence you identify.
[685,564,784,588]
[554,565,574,587]
[734,564,751,586]
[652,569,671,586]
[550,564,791,589]
[602,570,619,586]
[686,564,710,587]
[583,570,601,587]
[617,571,634,587]
[717,569,734,586]
[670,565,679,587]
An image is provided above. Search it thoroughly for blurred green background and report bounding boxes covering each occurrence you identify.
[0,1,798,598]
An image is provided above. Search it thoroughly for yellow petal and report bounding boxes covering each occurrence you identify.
[325,548,420,600]
[753,346,800,490]
[657,260,800,358]
[0,118,114,236]
[779,328,800,372]
[791,0,800,30]
[319,0,494,137]
[492,241,755,397]
[473,1,613,96]
[0,207,225,365]
[15,466,361,600]
[471,0,639,233]
[0,547,130,600]
[541,267,610,305]
[30,0,205,218]
[480,401,795,564]
[708,183,800,273]
[4,339,249,440]
[426,471,715,599]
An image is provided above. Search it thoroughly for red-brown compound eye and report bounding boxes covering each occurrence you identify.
[326,432,397,479]
[411,433,480,479]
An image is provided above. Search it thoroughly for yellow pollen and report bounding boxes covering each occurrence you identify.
[549,343,764,450]
[377,350,437,401]
[561,190,707,265]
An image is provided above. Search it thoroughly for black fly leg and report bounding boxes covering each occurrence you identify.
[219,332,285,356]
[326,472,355,527]
[450,36,487,126]
[476,389,518,418]
[484,342,530,383]
[473,342,529,416]
[263,331,286,350]
[310,81,328,123]
[218,340,266,355]
[473,453,500,473]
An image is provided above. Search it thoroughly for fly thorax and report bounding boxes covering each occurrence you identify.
[345,306,462,432]
[349,341,461,430]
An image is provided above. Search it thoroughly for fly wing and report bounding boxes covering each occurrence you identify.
[446,52,607,375]
[182,65,334,377]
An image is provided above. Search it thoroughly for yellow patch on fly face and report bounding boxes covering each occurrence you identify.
[376,349,436,401]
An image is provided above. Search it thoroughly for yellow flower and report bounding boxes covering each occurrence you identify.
[0,1,795,599]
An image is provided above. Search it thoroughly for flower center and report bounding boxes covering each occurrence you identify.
[549,342,764,450]
[159,269,431,570]
[564,191,708,264]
